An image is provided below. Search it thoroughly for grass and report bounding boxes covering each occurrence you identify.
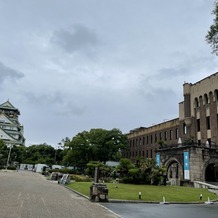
[67,182,218,203]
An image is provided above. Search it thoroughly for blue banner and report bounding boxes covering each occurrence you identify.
[183,151,190,179]
[156,153,160,167]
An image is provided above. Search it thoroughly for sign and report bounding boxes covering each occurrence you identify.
[60,174,69,185]
[156,153,160,167]
[183,151,190,180]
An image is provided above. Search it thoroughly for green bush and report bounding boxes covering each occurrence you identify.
[7,166,16,170]
[70,174,92,182]
[48,168,76,174]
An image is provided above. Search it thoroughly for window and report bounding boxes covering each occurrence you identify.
[155,134,157,142]
[170,130,172,140]
[195,98,199,107]
[150,149,153,158]
[159,132,162,140]
[175,128,179,139]
[206,116,211,130]
[197,119,200,132]
[204,94,209,104]
[164,131,167,140]
[183,123,187,134]
[150,135,153,144]
[215,90,218,101]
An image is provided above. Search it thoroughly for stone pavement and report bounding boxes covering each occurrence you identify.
[0,170,120,218]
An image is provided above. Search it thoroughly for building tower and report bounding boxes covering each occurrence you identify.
[0,100,25,146]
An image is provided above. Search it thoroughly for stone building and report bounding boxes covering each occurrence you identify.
[124,72,218,184]
[0,100,25,146]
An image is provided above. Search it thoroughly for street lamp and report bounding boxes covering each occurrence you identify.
[6,144,13,171]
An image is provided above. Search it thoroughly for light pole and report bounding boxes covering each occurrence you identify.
[6,144,13,171]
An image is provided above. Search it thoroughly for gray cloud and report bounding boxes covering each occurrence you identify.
[0,61,24,84]
[0,0,216,146]
[51,24,99,54]
[21,90,86,117]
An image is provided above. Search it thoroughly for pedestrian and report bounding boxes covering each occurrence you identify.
[200,194,202,200]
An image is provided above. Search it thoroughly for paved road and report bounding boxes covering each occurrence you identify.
[0,170,119,218]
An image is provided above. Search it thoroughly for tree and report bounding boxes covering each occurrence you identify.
[206,1,218,55]
[0,140,7,166]
[117,158,135,177]
[23,143,56,165]
[62,128,128,170]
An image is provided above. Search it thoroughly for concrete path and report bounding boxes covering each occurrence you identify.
[0,170,119,218]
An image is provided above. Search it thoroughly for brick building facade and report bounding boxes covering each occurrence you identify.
[124,72,218,160]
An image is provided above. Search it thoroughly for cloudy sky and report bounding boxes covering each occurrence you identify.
[0,0,217,147]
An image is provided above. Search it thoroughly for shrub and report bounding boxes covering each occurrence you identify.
[7,166,16,170]
[70,174,92,182]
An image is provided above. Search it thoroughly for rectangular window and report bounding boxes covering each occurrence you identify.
[146,136,149,144]
[170,130,172,140]
[164,131,167,141]
[150,149,153,158]
[150,135,153,144]
[197,119,200,132]
[155,134,157,142]
[159,132,162,140]
[175,128,178,139]
[146,150,148,158]
[183,123,187,134]
[206,116,210,130]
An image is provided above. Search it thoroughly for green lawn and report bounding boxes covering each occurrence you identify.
[67,182,218,203]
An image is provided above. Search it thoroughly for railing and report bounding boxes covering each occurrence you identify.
[158,143,218,151]
[193,181,218,190]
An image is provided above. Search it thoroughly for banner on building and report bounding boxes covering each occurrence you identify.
[183,151,190,180]
[156,153,160,167]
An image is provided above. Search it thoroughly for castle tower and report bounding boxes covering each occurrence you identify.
[0,100,25,146]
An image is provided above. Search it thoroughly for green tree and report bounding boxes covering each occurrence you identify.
[206,1,218,55]
[63,128,127,170]
[0,140,7,166]
[23,143,56,165]
[117,158,135,177]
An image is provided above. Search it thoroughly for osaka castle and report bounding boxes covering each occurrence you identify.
[0,100,25,146]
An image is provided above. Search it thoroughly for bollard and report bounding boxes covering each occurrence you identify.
[138,192,141,200]
[200,194,202,200]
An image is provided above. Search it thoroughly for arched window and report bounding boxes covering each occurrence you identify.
[209,91,213,103]
[199,96,203,106]
[204,93,209,104]
[194,97,199,108]
[215,89,218,101]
